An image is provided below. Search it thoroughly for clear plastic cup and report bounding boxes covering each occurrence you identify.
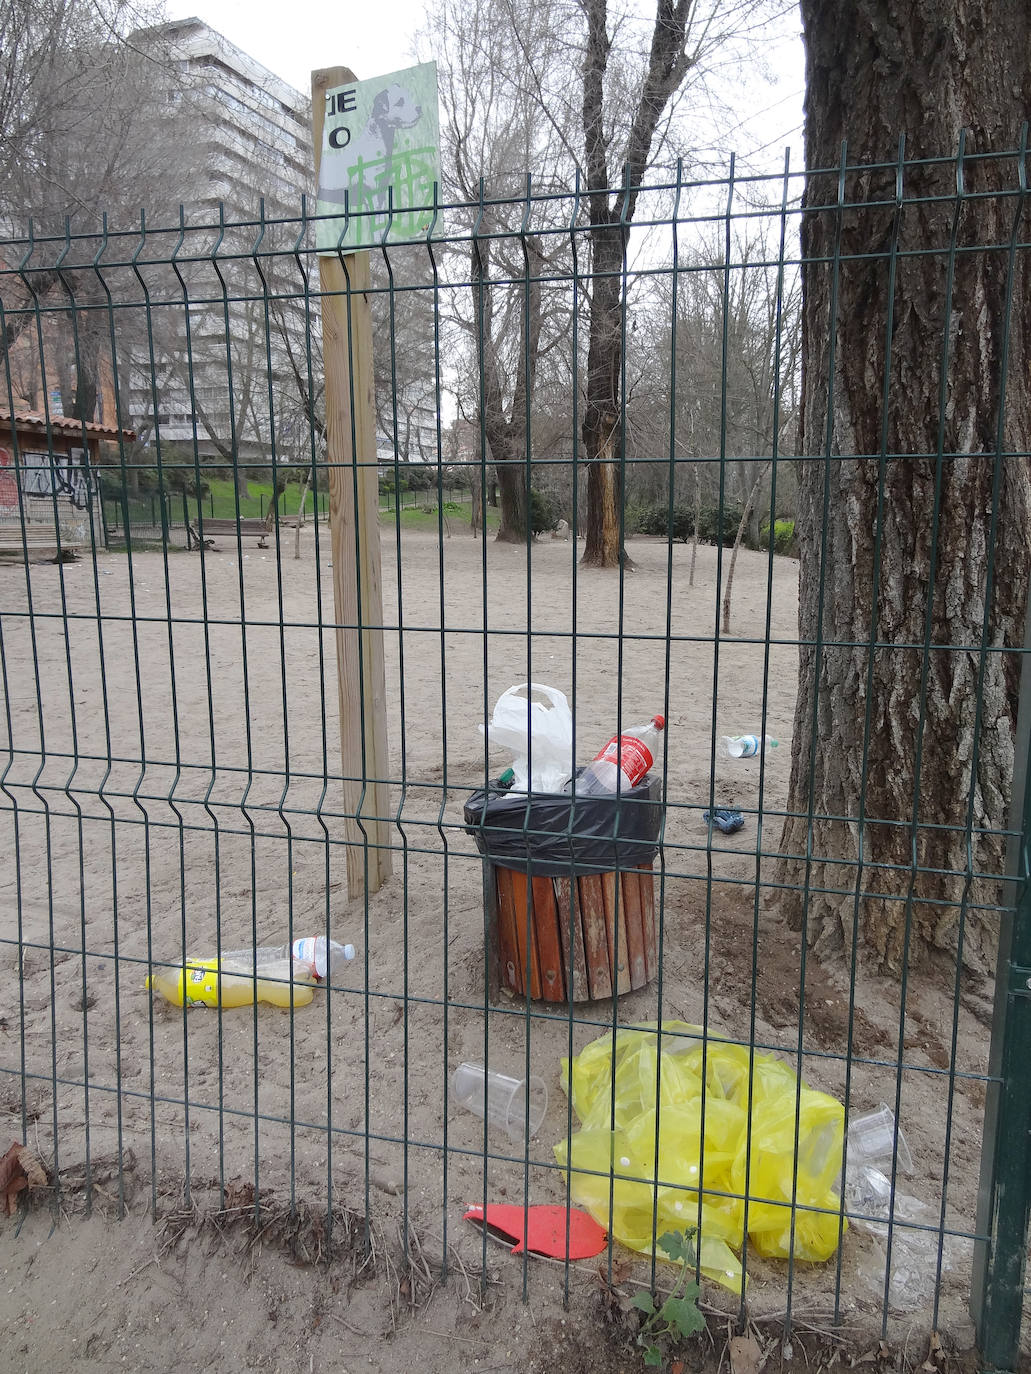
[847,1103,914,1173]
[450,1062,548,1140]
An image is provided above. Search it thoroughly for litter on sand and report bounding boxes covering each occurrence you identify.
[555,1022,846,1292]
[464,1202,608,1259]
[703,807,745,834]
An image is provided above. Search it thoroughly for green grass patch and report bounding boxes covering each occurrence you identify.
[178,480,497,531]
[379,498,499,532]
[198,476,329,521]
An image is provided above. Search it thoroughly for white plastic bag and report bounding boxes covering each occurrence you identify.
[480,683,574,792]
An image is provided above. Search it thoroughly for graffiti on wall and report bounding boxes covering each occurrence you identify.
[0,446,93,511]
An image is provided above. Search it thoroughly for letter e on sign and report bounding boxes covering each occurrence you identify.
[328,88,357,116]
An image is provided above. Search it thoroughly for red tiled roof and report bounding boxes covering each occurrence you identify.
[1,412,135,441]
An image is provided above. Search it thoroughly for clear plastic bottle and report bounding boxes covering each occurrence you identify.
[148,937,356,1009]
[574,714,665,795]
[718,734,778,759]
[279,937,355,981]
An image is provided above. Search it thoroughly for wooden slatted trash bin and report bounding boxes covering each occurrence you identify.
[464,776,662,1002]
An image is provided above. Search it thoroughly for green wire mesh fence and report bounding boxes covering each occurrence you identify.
[1,143,1030,1366]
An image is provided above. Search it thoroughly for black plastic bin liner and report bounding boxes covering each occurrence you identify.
[463,774,662,877]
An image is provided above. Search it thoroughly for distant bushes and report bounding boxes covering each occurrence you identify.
[98,465,210,500]
[632,502,743,546]
[759,518,797,555]
[529,487,560,535]
[627,503,797,554]
[634,503,693,541]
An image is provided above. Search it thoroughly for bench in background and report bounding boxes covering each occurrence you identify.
[187,514,274,550]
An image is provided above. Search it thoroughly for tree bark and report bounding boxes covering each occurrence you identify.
[581,228,631,567]
[68,322,100,423]
[494,460,529,541]
[470,233,544,544]
[779,0,1031,977]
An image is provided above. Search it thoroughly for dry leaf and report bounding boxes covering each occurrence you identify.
[730,1334,762,1374]
[223,1178,256,1211]
[0,1141,28,1216]
[16,1147,48,1189]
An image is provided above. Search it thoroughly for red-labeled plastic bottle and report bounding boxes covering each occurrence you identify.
[573,714,665,795]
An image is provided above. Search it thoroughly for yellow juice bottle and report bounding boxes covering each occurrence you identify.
[148,938,355,1009]
[148,952,315,1009]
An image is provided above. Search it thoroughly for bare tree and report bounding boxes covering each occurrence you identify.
[1,0,203,425]
[579,0,697,566]
[577,0,785,566]
[625,229,801,563]
[421,0,787,558]
[420,0,586,543]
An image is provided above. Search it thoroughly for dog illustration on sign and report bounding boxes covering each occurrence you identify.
[318,82,422,213]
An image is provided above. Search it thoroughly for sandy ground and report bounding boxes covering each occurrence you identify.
[0,525,997,1370]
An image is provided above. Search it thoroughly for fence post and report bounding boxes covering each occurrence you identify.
[312,64,392,898]
[971,591,1031,1370]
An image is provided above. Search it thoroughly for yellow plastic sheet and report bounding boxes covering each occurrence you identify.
[554,1023,846,1290]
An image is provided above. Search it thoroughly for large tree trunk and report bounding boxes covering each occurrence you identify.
[68,323,100,423]
[471,234,544,546]
[778,0,1031,977]
[582,226,629,568]
[582,415,623,567]
[494,459,529,542]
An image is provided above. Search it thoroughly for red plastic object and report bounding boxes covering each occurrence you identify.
[463,1203,607,1259]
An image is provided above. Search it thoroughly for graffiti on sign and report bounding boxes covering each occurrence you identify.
[316,63,439,253]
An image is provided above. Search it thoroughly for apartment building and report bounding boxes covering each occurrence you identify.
[127,19,313,466]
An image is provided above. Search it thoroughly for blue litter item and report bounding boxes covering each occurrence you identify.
[703,807,744,834]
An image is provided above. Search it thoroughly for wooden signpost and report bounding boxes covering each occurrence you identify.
[311,65,391,897]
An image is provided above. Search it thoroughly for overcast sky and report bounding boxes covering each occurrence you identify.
[161,0,806,167]
[162,0,431,98]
